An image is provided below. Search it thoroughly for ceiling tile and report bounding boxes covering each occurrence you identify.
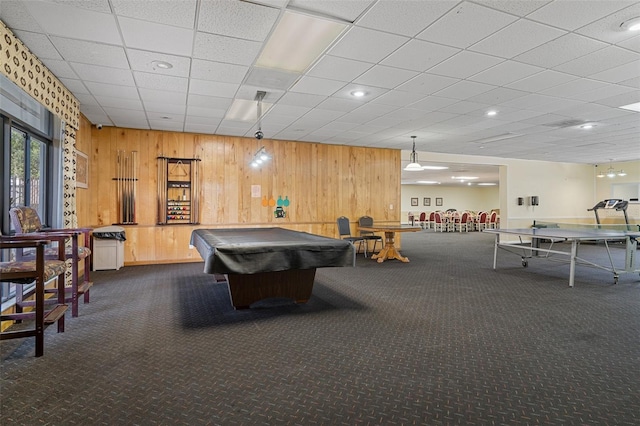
[111,0,196,28]
[469,19,566,59]
[307,55,373,82]
[357,0,454,37]
[513,33,608,68]
[396,73,459,95]
[427,51,504,79]
[127,49,192,77]
[417,2,517,48]
[433,80,495,100]
[575,2,640,44]
[290,76,346,96]
[553,46,639,77]
[328,26,408,63]
[84,81,140,99]
[198,0,278,41]
[11,30,62,60]
[23,1,120,44]
[526,1,632,30]
[188,79,238,98]
[290,0,374,22]
[50,36,129,68]
[193,32,261,65]
[71,63,135,86]
[381,39,459,72]
[373,90,426,107]
[139,87,187,104]
[506,70,579,92]
[39,59,78,79]
[353,65,418,89]
[119,17,194,56]
[134,71,188,92]
[468,60,543,86]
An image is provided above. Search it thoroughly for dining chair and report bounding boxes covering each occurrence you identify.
[455,212,471,232]
[337,216,367,257]
[433,212,446,232]
[9,206,93,317]
[418,212,427,229]
[358,216,382,255]
[477,212,489,231]
[489,211,499,229]
[0,232,68,357]
[428,211,436,230]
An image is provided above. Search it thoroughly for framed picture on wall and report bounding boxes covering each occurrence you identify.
[76,150,88,189]
[424,197,431,206]
[411,197,418,206]
[436,197,443,206]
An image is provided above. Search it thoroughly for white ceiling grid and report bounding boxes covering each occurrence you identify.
[0,0,639,186]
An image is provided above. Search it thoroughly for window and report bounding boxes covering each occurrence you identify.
[1,75,56,304]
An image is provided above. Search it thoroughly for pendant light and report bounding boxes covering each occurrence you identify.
[404,136,422,171]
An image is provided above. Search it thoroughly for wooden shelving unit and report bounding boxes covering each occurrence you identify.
[157,157,201,225]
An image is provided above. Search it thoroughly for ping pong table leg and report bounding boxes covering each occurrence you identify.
[492,233,499,270]
[569,240,578,287]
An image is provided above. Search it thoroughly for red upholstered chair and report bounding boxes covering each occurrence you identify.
[433,212,447,232]
[427,211,436,230]
[0,232,68,357]
[418,212,427,229]
[9,206,93,317]
[477,212,489,231]
[454,212,472,232]
[489,211,499,229]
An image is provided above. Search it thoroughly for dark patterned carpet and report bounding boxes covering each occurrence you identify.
[2,230,639,425]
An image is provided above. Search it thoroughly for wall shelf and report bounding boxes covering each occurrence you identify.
[157,157,201,225]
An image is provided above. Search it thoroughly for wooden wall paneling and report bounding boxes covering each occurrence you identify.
[224,137,240,224]
[239,139,253,224]
[83,126,402,264]
[211,136,227,225]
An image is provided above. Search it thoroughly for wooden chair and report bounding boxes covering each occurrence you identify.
[433,212,447,232]
[337,216,367,257]
[9,206,93,317]
[418,212,427,229]
[358,216,383,255]
[489,211,499,229]
[428,211,436,230]
[454,211,472,232]
[476,212,489,231]
[1,233,68,357]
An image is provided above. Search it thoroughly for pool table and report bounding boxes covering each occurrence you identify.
[190,228,355,309]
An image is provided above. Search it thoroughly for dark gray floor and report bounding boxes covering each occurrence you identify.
[2,230,639,425]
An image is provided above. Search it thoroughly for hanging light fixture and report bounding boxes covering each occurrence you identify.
[404,136,422,171]
[250,91,271,168]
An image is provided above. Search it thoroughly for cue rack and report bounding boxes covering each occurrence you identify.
[157,156,201,225]
[114,150,138,225]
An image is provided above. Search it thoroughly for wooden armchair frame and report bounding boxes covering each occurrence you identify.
[1,234,68,357]
[9,206,93,317]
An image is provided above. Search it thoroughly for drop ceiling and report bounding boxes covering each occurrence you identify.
[1,0,639,187]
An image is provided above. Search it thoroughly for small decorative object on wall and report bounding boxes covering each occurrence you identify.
[274,206,286,218]
[411,197,418,206]
[76,150,88,189]
[436,197,443,206]
[424,197,430,206]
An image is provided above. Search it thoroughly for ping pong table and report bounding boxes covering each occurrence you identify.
[484,226,640,287]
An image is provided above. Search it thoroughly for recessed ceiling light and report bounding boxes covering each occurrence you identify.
[580,124,593,129]
[351,90,366,98]
[620,17,640,31]
[486,110,497,116]
[451,176,478,180]
[421,165,449,170]
[417,181,440,184]
[151,60,173,70]
[477,183,497,186]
